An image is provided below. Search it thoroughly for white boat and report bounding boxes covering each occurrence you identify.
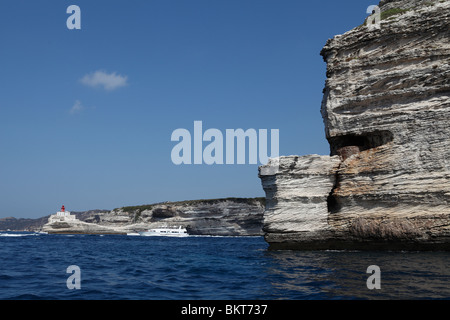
[139,226,189,237]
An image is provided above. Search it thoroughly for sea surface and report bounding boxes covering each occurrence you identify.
[0,232,449,300]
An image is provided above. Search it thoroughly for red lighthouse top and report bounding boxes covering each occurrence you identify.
[61,205,65,212]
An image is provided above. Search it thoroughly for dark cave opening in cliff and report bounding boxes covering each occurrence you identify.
[327,191,342,214]
[326,130,393,213]
[328,130,394,159]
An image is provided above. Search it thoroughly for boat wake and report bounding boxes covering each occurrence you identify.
[0,232,42,237]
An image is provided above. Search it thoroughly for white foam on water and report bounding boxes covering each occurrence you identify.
[0,233,39,237]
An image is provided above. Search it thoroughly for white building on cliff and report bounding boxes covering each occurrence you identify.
[48,205,77,223]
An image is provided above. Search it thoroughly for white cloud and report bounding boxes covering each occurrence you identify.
[69,100,84,114]
[80,70,128,91]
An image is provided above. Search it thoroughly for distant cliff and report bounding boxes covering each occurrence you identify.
[4,198,265,236]
[0,216,50,232]
[88,197,265,236]
[259,0,450,250]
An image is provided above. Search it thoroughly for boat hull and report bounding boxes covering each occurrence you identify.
[138,227,189,237]
[138,232,189,237]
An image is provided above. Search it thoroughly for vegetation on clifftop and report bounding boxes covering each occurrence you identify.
[380,7,409,20]
[359,1,440,28]
[116,197,266,214]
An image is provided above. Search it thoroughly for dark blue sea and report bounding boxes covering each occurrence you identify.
[0,232,449,300]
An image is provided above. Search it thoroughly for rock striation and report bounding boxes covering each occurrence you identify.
[41,198,265,236]
[259,0,450,250]
[43,218,126,235]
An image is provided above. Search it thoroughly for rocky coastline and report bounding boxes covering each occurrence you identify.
[2,198,265,236]
[259,0,450,250]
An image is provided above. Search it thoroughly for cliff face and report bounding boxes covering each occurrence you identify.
[41,198,264,236]
[260,0,450,249]
[0,216,50,232]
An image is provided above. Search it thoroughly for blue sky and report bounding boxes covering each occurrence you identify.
[0,0,375,218]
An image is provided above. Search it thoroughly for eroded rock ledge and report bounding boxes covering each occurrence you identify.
[259,0,450,250]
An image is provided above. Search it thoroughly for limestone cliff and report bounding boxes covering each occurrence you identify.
[259,0,450,250]
[42,198,264,236]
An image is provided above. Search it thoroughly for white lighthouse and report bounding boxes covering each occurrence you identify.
[48,205,77,223]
